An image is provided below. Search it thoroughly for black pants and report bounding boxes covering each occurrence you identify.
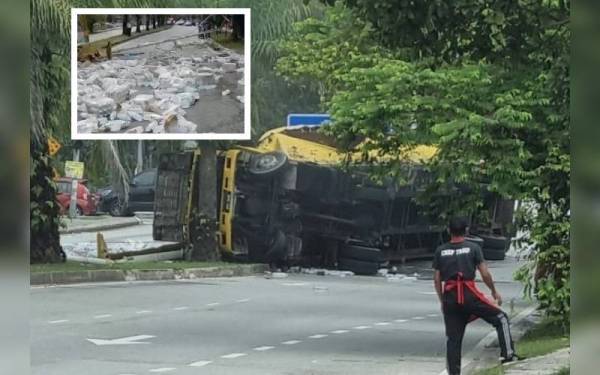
[443,289,515,375]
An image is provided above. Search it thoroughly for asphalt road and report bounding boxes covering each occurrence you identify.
[31,258,531,375]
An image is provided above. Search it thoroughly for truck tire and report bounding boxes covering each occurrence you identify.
[248,152,287,176]
[337,257,379,275]
[465,235,484,248]
[483,247,506,261]
[339,244,383,262]
[478,234,509,250]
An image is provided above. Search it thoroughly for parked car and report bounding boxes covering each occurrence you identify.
[55,178,98,216]
[184,20,193,26]
[98,169,157,216]
[176,19,185,25]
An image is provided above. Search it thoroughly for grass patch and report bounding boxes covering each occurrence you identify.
[31,260,242,273]
[213,34,244,54]
[471,317,570,375]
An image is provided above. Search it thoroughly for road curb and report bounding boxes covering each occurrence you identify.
[60,217,142,234]
[30,264,268,286]
[461,305,540,375]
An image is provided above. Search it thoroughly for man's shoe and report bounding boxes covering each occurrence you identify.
[501,354,526,364]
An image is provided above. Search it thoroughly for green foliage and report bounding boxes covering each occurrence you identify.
[279,1,570,322]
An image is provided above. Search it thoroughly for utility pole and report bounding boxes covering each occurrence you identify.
[135,140,144,175]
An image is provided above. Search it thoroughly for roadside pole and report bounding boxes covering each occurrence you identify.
[65,157,84,219]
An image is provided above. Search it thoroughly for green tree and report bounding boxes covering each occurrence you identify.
[278,1,570,322]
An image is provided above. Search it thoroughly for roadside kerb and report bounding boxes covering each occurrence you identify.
[458,305,540,375]
[60,216,142,234]
[30,264,268,286]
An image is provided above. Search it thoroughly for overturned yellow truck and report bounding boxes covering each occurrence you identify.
[153,126,515,274]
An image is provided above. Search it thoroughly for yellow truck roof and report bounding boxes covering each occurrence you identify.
[255,126,437,165]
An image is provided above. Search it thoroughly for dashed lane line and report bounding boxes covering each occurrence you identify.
[253,346,275,351]
[48,320,69,324]
[353,325,372,330]
[281,340,301,345]
[375,322,391,326]
[412,316,425,320]
[221,353,247,359]
[149,368,176,372]
[206,302,220,307]
[308,334,328,339]
[331,330,349,334]
[236,298,251,303]
[173,306,190,311]
[394,319,408,323]
[188,360,212,367]
[93,314,112,319]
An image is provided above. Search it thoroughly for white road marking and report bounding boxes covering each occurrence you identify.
[93,314,112,319]
[427,313,439,317]
[236,298,251,303]
[173,306,189,311]
[353,325,371,330]
[149,368,176,373]
[136,310,152,314]
[308,334,328,339]
[282,340,301,345]
[189,360,212,367]
[412,316,425,320]
[253,346,275,351]
[221,353,247,359]
[394,319,408,323]
[48,320,69,324]
[375,322,391,326]
[331,330,349,334]
[206,302,220,307]
[418,291,438,295]
[86,335,155,346]
[282,282,308,286]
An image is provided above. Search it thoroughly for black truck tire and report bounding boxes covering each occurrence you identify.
[465,235,484,248]
[339,244,383,262]
[483,247,506,261]
[478,234,510,250]
[337,257,379,275]
[248,152,287,176]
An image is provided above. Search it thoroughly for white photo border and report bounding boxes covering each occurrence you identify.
[71,8,251,140]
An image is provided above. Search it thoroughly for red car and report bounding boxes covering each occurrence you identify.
[56,178,98,216]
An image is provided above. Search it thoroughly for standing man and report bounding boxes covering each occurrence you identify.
[433,217,521,375]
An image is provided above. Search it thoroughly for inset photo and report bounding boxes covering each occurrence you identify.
[71,8,250,140]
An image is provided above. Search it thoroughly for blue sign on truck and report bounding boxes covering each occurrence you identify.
[287,113,331,127]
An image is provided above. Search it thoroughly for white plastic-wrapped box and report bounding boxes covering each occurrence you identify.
[84,96,116,115]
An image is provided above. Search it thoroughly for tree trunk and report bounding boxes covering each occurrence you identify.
[122,15,131,36]
[30,47,65,264]
[152,16,156,29]
[231,15,244,41]
[190,143,219,261]
[30,141,64,263]
[135,15,141,33]
[146,15,150,31]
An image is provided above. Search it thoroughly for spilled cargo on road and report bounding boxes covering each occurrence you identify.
[153,126,515,274]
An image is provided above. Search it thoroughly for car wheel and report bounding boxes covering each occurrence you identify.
[76,206,84,216]
[337,257,379,275]
[483,247,506,261]
[248,152,287,176]
[109,200,124,217]
[478,234,510,250]
[339,244,383,262]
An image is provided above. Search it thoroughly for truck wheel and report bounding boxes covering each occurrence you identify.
[248,152,287,175]
[337,257,379,275]
[483,247,506,261]
[478,234,509,250]
[465,235,484,248]
[339,244,383,262]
